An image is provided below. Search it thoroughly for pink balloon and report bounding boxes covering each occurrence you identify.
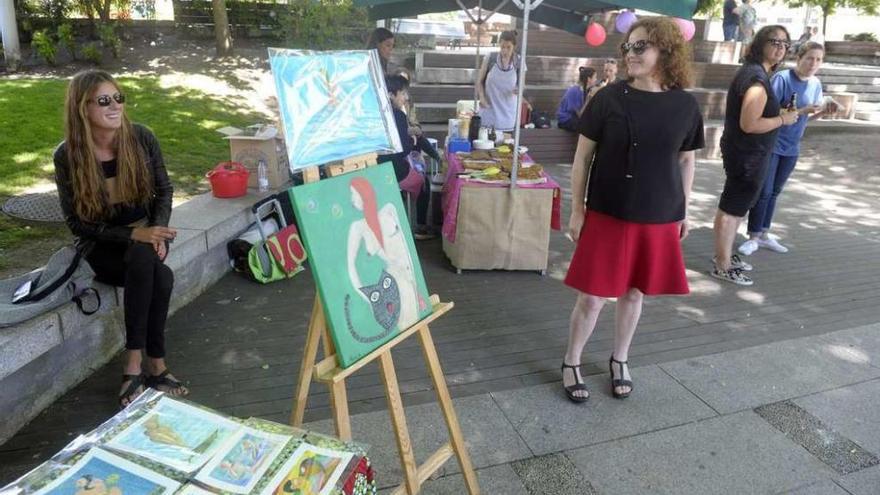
[615,11,637,34]
[673,17,696,41]
[585,22,606,46]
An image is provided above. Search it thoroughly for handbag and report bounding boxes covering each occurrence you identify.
[243,197,306,284]
[1,246,101,327]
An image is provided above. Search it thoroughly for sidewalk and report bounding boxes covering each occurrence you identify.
[316,322,880,494]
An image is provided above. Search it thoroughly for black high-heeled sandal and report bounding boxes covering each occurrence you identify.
[609,356,633,399]
[561,362,590,403]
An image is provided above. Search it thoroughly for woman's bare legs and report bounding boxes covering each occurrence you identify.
[611,288,645,395]
[562,293,606,399]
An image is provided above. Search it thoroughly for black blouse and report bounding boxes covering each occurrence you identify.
[578,81,705,224]
[720,62,781,157]
[53,124,173,246]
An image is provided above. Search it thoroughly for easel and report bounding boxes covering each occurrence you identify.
[289,153,480,495]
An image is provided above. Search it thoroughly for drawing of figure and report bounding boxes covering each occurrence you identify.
[142,416,186,448]
[345,177,424,340]
[275,452,341,495]
[74,475,122,495]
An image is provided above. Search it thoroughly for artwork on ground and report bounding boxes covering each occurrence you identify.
[33,448,180,495]
[260,443,354,495]
[194,427,291,494]
[268,48,401,170]
[289,163,433,367]
[176,484,215,495]
[105,397,241,473]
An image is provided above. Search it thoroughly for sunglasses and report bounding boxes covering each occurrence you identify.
[620,40,653,55]
[92,92,126,107]
[767,38,791,49]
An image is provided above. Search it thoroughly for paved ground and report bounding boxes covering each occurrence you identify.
[1,131,879,493]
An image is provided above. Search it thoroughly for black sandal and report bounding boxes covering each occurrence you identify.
[146,370,189,397]
[119,373,145,408]
[609,356,633,399]
[561,362,590,403]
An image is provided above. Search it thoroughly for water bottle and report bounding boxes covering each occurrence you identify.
[257,159,269,193]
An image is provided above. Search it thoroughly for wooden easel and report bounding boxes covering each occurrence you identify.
[289,154,480,495]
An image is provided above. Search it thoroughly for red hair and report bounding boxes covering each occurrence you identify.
[350,177,383,249]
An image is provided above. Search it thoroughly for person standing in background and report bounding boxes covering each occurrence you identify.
[476,30,522,132]
[366,27,398,75]
[723,0,740,41]
[735,0,758,44]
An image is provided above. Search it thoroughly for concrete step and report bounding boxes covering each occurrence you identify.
[855,111,880,121]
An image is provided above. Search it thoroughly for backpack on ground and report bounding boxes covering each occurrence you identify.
[227,195,306,284]
[1,246,101,328]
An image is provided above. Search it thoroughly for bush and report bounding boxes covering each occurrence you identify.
[57,23,76,59]
[82,42,102,64]
[98,23,122,58]
[845,32,878,42]
[31,29,57,65]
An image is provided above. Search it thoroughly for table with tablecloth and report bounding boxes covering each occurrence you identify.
[441,150,562,272]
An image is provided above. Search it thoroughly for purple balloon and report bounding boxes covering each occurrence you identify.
[615,11,637,34]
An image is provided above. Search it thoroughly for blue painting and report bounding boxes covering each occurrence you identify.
[195,427,291,494]
[268,48,401,170]
[33,448,180,495]
[106,397,241,473]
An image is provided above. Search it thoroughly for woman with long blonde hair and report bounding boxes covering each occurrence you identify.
[54,69,186,407]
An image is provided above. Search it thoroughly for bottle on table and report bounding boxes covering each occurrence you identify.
[257,159,269,192]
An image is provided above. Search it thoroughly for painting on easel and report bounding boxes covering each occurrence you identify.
[290,163,432,367]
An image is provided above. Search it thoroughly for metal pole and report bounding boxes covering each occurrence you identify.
[474,0,482,110]
[0,0,22,71]
[510,0,531,188]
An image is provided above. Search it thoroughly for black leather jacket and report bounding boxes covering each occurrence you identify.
[53,124,173,247]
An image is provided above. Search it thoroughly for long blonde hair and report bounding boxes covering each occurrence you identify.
[64,70,151,222]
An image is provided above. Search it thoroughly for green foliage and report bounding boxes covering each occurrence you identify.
[695,0,722,17]
[56,23,76,59]
[81,42,102,63]
[782,0,880,29]
[845,32,879,41]
[98,22,122,58]
[31,29,57,65]
[279,0,373,49]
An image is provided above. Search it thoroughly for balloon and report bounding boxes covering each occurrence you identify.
[673,17,696,41]
[615,11,637,34]
[585,22,606,46]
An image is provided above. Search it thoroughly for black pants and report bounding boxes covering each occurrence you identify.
[86,241,174,358]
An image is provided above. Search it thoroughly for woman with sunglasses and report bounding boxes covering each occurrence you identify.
[561,18,704,403]
[54,70,187,407]
[712,26,798,286]
[738,42,839,256]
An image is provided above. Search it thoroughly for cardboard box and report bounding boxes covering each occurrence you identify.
[216,125,291,189]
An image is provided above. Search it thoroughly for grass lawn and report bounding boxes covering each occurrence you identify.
[0,76,266,274]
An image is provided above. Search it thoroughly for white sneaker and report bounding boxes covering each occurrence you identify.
[737,239,759,256]
[758,237,789,253]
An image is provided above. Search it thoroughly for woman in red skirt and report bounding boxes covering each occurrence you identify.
[561,17,704,403]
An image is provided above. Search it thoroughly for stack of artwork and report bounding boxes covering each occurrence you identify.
[3,393,368,495]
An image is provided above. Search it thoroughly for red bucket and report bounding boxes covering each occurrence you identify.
[206,162,249,198]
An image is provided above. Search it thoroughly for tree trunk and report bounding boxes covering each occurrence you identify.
[213,0,233,57]
[0,0,22,71]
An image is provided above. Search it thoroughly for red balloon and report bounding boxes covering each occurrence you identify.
[585,23,606,46]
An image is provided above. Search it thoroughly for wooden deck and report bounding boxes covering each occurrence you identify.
[2,132,879,485]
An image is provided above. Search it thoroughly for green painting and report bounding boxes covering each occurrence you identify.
[289,163,433,367]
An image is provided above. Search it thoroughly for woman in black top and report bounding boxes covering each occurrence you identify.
[54,70,187,407]
[712,26,798,286]
[561,18,704,403]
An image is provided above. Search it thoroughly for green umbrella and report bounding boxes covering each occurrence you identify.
[355,0,698,35]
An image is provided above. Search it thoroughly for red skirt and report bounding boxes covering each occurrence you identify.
[564,210,689,297]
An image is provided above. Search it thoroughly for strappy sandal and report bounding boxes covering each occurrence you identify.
[146,370,189,397]
[119,373,145,408]
[561,362,590,403]
[609,356,633,399]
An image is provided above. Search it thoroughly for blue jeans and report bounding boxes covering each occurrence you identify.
[723,24,738,41]
[747,153,799,234]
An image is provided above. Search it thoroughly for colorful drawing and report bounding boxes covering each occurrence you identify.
[33,448,180,495]
[260,443,353,495]
[176,484,215,495]
[289,164,433,367]
[268,49,401,170]
[106,397,241,473]
[194,427,291,494]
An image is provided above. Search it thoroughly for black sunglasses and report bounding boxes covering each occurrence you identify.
[92,92,126,107]
[767,38,791,49]
[620,40,653,55]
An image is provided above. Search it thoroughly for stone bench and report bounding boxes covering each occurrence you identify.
[0,188,278,444]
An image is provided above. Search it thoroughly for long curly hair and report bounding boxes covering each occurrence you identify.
[64,70,151,222]
[624,17,694,89]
